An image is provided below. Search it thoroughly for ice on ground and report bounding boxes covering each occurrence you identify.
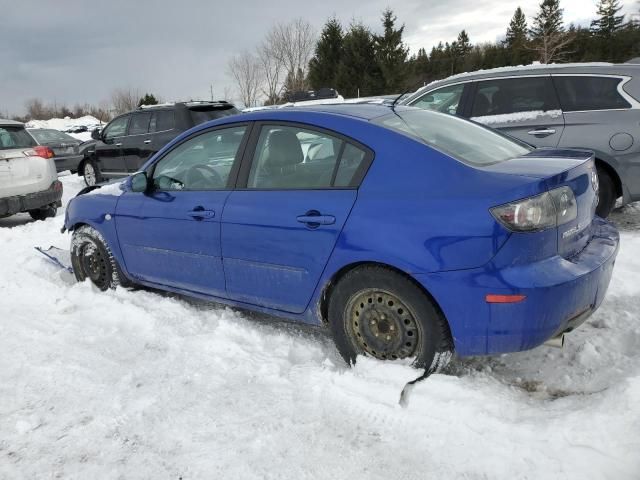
[0,175,638,479]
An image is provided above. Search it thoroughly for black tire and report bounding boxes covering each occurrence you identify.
[28,205,57,221]
[327,266,453,371]
[82,159,101,186]
[71,225,132,290]
[596,166,617,218]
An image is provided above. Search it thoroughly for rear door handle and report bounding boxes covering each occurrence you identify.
[297,214,335,226]
[527,128,556,136]
[115,142,122,147]
[187,207,215,219]
[144,140,151,144]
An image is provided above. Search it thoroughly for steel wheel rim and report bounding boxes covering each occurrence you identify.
[80,242,107,284]
[345,289,422,360]
[84,163,96,185]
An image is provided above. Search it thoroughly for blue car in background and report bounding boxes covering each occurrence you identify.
[63,104,619,372]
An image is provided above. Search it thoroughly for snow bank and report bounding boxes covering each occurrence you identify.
[25,115,103,133]
[0,177,639,479]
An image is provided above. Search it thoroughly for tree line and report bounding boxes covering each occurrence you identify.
[230,0,640,105]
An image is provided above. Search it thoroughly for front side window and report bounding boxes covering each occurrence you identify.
[247,125,367,189]
[374,109,531,166]
[0,127,36,150]
[553,76,632,111]
[411,84,464,115]
[152,126,246,191]
[471,77,559,118]
[103,116,129,140]
[128,113,151,135]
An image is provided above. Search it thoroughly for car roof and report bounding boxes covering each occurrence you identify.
[404,62,640,102]
[0,119,24,127]
[239,103,397,122]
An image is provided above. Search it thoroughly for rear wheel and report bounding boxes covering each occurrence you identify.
[82,160,101,186]
[596,166,617,218]
[71,225,131,290]
[28,205,57,221]
[328,266,453,371]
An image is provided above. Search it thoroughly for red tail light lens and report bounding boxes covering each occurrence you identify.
[25,146,55,159]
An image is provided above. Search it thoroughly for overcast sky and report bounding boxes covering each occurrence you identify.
[2,0,638,115]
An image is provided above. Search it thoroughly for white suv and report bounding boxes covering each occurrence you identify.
[0,119,63,220]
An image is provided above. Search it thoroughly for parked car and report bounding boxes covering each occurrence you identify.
[63,104,619,371]
[27,128,83,173]
[80,101,239,186]
[402,63,640,217]
[0,120,62,220]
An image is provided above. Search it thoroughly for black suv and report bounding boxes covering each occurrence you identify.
[79,101,239,185]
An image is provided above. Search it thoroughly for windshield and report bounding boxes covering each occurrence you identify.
[0,126,37,150]
[373,109,532,166]
[29,129,78,144]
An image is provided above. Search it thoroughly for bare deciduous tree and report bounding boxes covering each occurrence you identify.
[529,31,575,64]
[264,18,316,93]
[258,41,284,105]
[110,88,140,115]
[227,51,263,108]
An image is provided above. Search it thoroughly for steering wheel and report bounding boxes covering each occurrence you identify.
[185,164,224,190]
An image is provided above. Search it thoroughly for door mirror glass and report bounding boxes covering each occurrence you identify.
[130,172,149,192]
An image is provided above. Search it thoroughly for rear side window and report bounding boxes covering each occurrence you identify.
[29,129,77,144]
[374,109,532,166]
[189,106,239,126]
[471,77,560,118]
[411,84,464,115]
[150,111,175,132]
[0,127,36,150]
[553,76,632,111]
[246,125,368,189]
[129,113,151,135]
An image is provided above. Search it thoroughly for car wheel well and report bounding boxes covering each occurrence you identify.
[595,158,621,198]
[320,261,453,340]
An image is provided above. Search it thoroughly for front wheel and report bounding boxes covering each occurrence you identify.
[82,159,101,186]
[328,266,453,371]
[71,225,129,290]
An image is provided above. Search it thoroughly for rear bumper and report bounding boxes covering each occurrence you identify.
[415,217,620,356]
[54,155,83,173]
[0,181,63,216]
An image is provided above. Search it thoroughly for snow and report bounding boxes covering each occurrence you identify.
[471,109,563,125]
[1,175,639,479]
[25,115,103,132]
[84,180,125,196]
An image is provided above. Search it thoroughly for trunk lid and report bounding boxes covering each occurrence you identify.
[485,148,598,259]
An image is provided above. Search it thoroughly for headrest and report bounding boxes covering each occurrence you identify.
[264,130,303,168]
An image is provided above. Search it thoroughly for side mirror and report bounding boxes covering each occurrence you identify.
[130,172,149,193]
[91,128,101,140]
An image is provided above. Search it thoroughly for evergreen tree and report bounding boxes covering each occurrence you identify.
[506,7,528,48]
[455,30,472,57]
[308,17,343,90]
[591,0,625,37]
[374,8,409,92]
[138,93,159,107]
[530,0,572,63]
[335,23,384,97]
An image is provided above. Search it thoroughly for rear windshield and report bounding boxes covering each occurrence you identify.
[373,109,532,166]
[29,129,77,144]
[0,126,37,150]
[189,106,239,125]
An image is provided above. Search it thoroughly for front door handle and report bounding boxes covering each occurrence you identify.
[144,139,151,144]
[527,128,556,136]
[297,213,336,226]
[115,142,122,147]
[187,207,215,219]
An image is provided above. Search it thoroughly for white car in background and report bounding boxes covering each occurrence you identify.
[0,119,63,220]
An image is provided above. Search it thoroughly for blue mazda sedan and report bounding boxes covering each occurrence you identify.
[63,104,619,371]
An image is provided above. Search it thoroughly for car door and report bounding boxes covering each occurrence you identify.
[467,76,565,148]
[115,124,249,296]
[122,112,153,173]
[221,123,372,313]
[95,115,129,176]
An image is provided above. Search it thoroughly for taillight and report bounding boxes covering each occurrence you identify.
[25,146,55,159]
[491,186,577,232]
